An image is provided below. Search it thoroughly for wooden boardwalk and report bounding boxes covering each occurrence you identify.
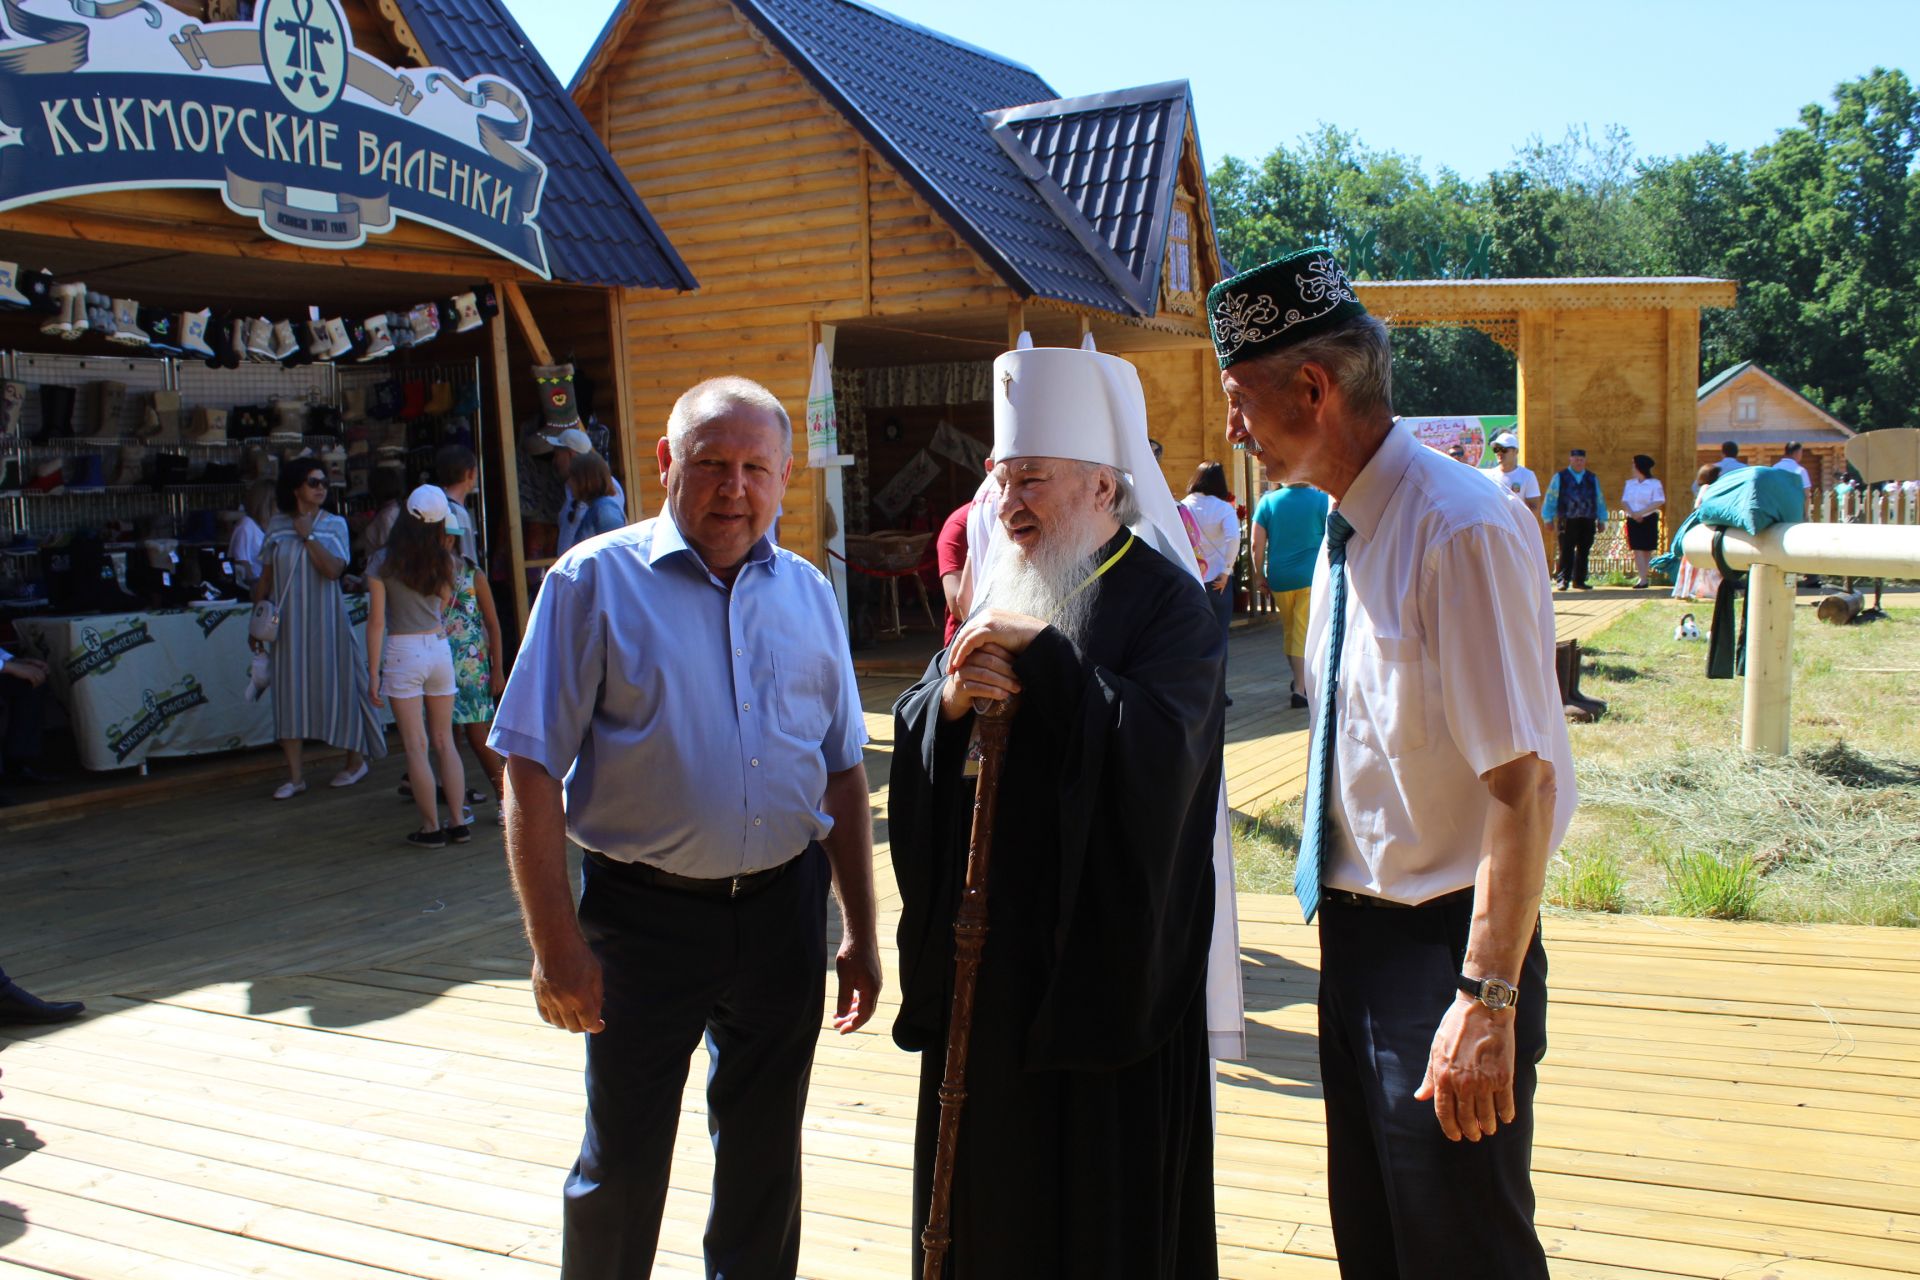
[5,603,1918,1279]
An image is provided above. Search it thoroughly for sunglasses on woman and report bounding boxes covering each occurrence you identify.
[302,476,329,490]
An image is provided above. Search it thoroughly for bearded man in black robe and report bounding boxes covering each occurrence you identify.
[890,347,1228,1279]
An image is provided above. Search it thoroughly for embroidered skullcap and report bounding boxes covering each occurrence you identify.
[1206,246,1368,370]
[405,484,450,523]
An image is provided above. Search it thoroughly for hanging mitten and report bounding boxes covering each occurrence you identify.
[533,363,581,431]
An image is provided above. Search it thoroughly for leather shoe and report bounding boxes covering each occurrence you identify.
[0,979,85,1025]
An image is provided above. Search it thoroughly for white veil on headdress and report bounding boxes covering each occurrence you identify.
[986,347,1245,1060]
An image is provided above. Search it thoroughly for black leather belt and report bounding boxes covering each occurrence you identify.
[586,847,805,899]
[1322,886,1473,910]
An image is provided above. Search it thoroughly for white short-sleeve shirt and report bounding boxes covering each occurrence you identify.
[1772,457,1812,490]
[1306,422,1577,904]
[1492,464,1540,502]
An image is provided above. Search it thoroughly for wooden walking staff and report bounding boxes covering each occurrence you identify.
[921,693,1020,1280]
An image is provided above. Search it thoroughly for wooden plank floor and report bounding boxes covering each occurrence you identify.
[6,611,1918,1279]
[1225,586,1659,817]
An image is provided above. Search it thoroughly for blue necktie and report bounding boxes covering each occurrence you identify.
[1296,511,1354,923]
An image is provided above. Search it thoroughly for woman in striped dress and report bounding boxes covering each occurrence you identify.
[251,458,386,799]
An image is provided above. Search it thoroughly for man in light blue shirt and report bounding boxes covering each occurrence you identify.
[492,376,881,1280]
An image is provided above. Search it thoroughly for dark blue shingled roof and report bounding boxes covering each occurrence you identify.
[395,0,696,290]
[728,0,1149,315]
[987,83,1192,317]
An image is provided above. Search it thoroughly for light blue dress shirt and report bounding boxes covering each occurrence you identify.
[489,510,866,875]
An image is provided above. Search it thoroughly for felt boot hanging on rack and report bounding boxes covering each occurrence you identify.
[38,383,75,438]
[142,308,180,353]
[26,458,65,494]
[270,320,301,362]
[1,380,23,436]
[359,313,394,361]
[244,317,276,361]
[112,445,147,488]
[533,363,580,431]
[140,390,181,443]
[87,381,128,438]
[109,299,149,346]
[449,292,482,333]
[452,379,480,416]
[67,453,106,493]
[400,378,429,420]
[40,283,82,339]
[85,291,114,337]
[178,308,215,359]
[408,302,441,345]
[0,262,27,308]
[322,317,353,360]
[186,407,228,443]
[0,459,19,491]
[425,380,455,415]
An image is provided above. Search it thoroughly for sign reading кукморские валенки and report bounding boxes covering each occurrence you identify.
[0,0,553,277]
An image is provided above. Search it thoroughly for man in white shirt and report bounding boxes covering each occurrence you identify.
[1488,430,1541,519]
[1772,441,1813,491]
[1716,440,1747,474]
[1211,248,1573,1279]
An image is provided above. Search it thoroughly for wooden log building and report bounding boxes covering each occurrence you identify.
[571,0,1236,577]
[1694,360,1856,490]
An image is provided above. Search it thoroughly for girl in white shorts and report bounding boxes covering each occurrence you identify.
[367,485,468,848]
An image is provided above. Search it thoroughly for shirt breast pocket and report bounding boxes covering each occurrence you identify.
[1343,632,1428,758]
[772,650,836,742]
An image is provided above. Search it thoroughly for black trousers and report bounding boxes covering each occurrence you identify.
[1317,892,1550,1280]
[562,845,829,1280]
[0,672,47,768]
[1556,518,1596,587]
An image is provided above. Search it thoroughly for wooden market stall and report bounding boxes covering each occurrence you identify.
[571,0,1237,613]
[0,0,692,775]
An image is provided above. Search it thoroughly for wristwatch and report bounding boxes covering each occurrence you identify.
[1456,973,1519,1011]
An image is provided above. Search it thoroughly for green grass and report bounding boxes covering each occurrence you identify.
[1233,797,1302,896]
[1559,601,1920,925]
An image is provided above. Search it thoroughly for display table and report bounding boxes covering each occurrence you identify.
[11,597,376,772]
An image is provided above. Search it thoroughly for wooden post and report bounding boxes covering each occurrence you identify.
[490,296,531,633]
[606,287,643,522]
[1742,565,1795,755]
[1516,309,1555,564]
[500,280,554,367]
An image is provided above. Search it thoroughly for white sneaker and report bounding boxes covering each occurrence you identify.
[329,761,370,788]
[272,780,307,801]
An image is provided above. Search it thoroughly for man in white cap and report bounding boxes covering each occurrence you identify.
[1489,431,1542,519]
[546,426,627,553]
[889,346,1235,1278]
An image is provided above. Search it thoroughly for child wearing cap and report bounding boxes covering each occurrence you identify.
[367,485,470,848]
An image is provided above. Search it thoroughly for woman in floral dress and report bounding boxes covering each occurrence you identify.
[443,503,506,821]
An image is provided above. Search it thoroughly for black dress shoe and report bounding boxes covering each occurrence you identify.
[1291,692,1309,709]
[0,979,86,1025]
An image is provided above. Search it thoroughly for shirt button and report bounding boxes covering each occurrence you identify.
[742,701,751,712]
[753,816,762,826]
[750,758,759,767]
[736,648,743,656]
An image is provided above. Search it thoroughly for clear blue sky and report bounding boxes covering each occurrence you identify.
[504,0,1916,178]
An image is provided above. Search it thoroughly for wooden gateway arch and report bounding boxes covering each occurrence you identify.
[1355,277,1738,514]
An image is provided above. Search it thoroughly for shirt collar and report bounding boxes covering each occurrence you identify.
[1333,418,1417,544]
[647,505,779,577]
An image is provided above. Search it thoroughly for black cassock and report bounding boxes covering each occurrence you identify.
[889,531,1226,1279]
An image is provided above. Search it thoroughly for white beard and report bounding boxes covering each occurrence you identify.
[973,517,1113,649]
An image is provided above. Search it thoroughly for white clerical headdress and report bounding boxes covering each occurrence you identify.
[990,347,1202,582]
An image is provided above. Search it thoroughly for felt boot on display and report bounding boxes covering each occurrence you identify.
[0,261,27,307]
[347,460,370,499]
[389,311,416,352]
[323,317,353,360]
[271,399,308,443]
[141,308,181,353]
[26,458,65,494]
[40,283,81,339]
[400,378,428,420]
[343,384,368,420]
[38,383,75,439]
[22,270,56,317]
[321,444,347,488]
[85,291,114,338]
[0,458,19,491]
[112,445,147,488]
[87,381,128,438]
[358,313,394,361]
[270,320,300,362]
[186,407,228,444]
[109,299,149,346]
[304,320,331,360]
[408,302,441,346]
[244,317,276,361]
[371,380,403,419]
[1,380,23,436]
[209,316,247,370]
[67,453,105,493]
[179,309,216,359]
[476,286,499,321]
[533,363,580,431]
[425,380,454,415]
[452,380,480,415]
[307,405,342,438]
[449,291,482,333]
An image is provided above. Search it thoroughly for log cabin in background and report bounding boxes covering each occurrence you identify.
[1695,360,1856,491]
[570,0,1241,614]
